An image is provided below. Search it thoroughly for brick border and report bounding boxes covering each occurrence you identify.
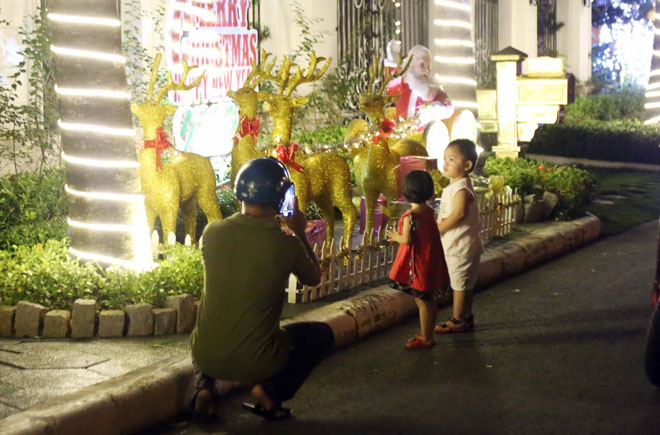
[0,295,197,340]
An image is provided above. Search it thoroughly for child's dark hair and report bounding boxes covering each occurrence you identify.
[447,139,478,173]
[402,170,435,203]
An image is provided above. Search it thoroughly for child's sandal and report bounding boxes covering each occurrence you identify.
[405,336,435,349]
[434,316,474,333]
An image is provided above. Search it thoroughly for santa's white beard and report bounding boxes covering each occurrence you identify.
[405,72,440,99]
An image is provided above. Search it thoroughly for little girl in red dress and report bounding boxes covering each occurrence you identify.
[386,170,449,349]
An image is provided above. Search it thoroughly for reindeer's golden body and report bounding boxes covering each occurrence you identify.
[260,52,356,248]
[351,56,428,236]
[131,54,221,243]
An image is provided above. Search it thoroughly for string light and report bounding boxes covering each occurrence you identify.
[62,152,140,168]
[433,56,475,64]
[58,120,135,136]
[55,84,131,99]
[65,185,145,202]
[69,247,149,270]
[433,19,472,30]
[434,39,475,48]
[434,0,471,12]
[47,13,120,27]
[67,218,148,233]
[50,45,126,63]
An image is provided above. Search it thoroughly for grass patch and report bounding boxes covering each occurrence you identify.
[585,167,660,236]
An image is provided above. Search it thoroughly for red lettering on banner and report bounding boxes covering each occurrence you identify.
[240,0,249,27]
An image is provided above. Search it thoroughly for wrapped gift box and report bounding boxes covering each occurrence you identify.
[397,156,438,200]
[359,195,389,236]
[305,219,327,247]
[282,219,326,247]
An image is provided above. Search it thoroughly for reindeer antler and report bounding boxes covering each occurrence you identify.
[243,49,280,89]
[281,52,332,96]
[154,59,205,102]
[364,55,411,97]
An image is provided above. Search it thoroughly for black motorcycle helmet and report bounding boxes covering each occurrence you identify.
[234,157,291,208]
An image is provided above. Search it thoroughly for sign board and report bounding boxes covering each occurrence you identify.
[163,0,258,181]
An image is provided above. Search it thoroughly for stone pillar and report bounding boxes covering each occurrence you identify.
[491,47,527,159]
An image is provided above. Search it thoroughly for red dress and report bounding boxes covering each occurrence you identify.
[389,208,449,293]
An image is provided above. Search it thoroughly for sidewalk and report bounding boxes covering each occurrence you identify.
[0,215,602,434]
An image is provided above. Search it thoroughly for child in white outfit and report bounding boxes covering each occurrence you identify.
[436,139,483,333]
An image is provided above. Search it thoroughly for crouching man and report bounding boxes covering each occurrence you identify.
[190,157,335,421]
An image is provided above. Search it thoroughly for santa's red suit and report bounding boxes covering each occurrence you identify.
[386,77,454,121]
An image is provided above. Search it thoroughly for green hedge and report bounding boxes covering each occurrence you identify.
[483,156,595,219]
[0,239,203,310]
[528,120,660,165]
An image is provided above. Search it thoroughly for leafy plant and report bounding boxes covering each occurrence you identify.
[0,168,67,249]
[483,157,595,219]
[528,120,660,165]
[0,4,59,174]
[0,239,204,310]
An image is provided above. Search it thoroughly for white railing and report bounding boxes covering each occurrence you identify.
[286,189,521,303]
[478,188,521,241]
[286,231,397,303]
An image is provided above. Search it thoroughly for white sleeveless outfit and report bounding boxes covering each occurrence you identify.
[438,177,483,291]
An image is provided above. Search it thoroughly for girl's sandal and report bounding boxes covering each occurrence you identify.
[405,336,435,349]
[434,316,474,333]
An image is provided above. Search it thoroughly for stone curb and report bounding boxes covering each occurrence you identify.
[0,295,196,340]
[0,215,602,434]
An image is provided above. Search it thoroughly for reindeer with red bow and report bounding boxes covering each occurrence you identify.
[131,54,221,243]
[263,53,356,249]
[226,50,277,187]
[350,56,428,237]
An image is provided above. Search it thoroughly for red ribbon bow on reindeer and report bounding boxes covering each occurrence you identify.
[143,128,170,170]
[233,115,261,143]
[276,143,304,172]
[371,119,396,144]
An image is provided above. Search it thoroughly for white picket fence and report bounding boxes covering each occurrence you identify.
[286,232,397,303]
[286,189,522,303]
[478,188,521,240]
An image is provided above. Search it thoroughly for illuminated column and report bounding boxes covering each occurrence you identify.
[48,0,151,270]
[491,47,527,159]
[431,0,479,118]
[645,6,660,124]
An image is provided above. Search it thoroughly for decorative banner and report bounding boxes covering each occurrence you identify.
[164,0,258,104]
[164,0,257,183]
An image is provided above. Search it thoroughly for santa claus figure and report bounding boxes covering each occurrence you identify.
[386,45,454,124]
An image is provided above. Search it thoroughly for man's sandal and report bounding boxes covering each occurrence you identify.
[405,336,435,349]
[434,316,474,333]
[242,402,293,421]
[190,389,216,423]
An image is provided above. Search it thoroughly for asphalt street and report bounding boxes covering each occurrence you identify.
[148,220,660,435]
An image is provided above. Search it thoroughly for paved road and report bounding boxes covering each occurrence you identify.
[148,220,660,435]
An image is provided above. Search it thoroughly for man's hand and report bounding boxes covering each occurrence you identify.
[281,197,307,238]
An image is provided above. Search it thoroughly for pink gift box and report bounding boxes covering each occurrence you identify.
[359,195,389,235]
[397,156,438,200]
[282,219,326,247]
[305,219,327,247]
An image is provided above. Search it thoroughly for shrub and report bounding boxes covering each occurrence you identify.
[0,168,67,248]
[564,88,645,122]
[528,120,660,165]
[293,125,347,146]
[483,156,595,219]
[0,239,203,310]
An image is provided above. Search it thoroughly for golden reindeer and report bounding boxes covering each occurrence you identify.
[131,54,221,243]
[351,56,429,237]
[226,50,278,187]
[263,53,356,249]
